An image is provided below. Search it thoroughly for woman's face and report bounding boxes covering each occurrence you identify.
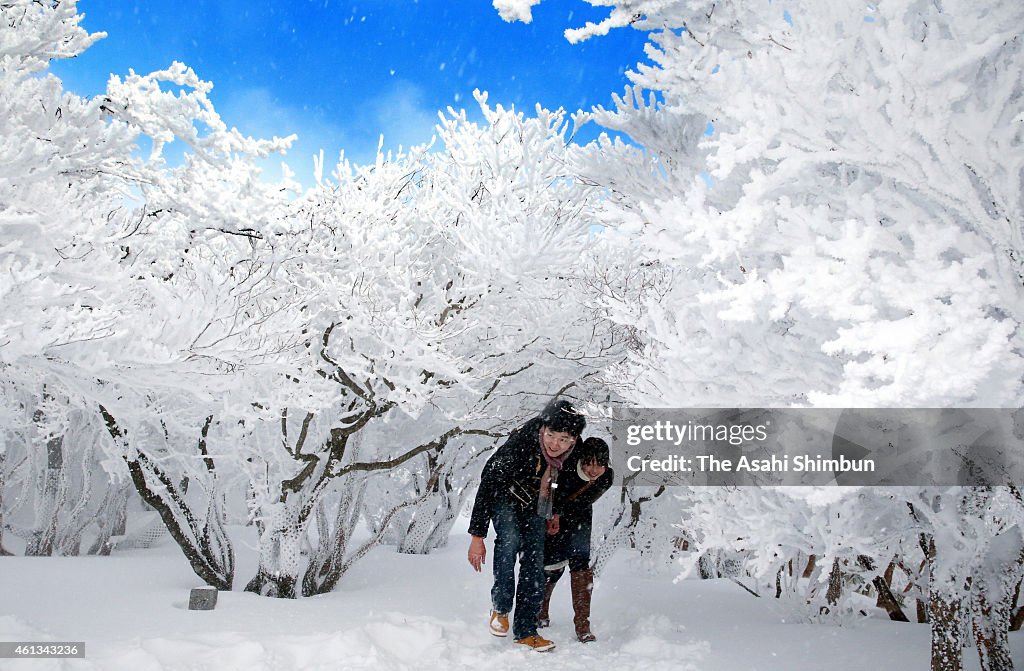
[581,459,607,480]
[540,426,575,458]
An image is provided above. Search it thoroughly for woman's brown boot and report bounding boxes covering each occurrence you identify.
[537,580,556,627]
[570,568,596,642]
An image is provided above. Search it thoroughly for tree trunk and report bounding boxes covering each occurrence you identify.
[86,483,130,556]
[1011,606,1024,632]
[802,554,817,579]
[0,451,11,556]
[55,443,101,557]
[1010,578,1024,632]
[826,558,843,607]
[699,551,722,580]
[930,587,964,671]
[301,483,362,597]
[246,497,304,598]
[873,575,910,622]
[970,525,1024,670]
[590,485,665,577]
[101,407,233,590]
[915,501,963,671]
[123,452,234,590]
[398,470,469,554]
[971,586,1015,671]
[25,434,66,556]
[865,559,909,622]
[304,480,432,596]
[245,568,297,599]
[398,493,443,554]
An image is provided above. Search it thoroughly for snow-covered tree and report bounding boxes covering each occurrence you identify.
[552,0,1024,407]
[240,92,628,594]
[374,93,628,555]
[1,0,302,589]
[500,1,1024,668]
[2,0,625,598]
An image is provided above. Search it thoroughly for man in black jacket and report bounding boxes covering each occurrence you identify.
[537,437,613,642]
[467,399,586,652]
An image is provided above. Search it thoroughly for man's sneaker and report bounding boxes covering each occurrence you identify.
[515,635,556,652]
[488,611,509,637]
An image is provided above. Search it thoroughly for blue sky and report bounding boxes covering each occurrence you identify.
[52,0,651,180]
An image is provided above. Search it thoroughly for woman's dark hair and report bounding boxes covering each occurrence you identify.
[538,399,586,438]
[579,437,610,467]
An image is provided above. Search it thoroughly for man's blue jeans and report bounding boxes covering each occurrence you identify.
[491,497,546,640]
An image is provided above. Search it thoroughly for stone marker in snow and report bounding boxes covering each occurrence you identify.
[188,587,218,610]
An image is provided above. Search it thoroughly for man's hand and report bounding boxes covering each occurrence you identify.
[468,535,486,572]
[546,514,560,535]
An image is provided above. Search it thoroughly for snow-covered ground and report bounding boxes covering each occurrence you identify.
[1,519,1020,670]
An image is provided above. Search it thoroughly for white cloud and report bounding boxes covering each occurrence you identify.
[492,0,542,23]
[216,86,349,188]
[357,80,439,159]
[213,82,441,188]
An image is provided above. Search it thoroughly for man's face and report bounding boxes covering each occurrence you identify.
[540,426,575,458]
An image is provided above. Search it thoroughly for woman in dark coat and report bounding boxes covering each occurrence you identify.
[538,436,613,642]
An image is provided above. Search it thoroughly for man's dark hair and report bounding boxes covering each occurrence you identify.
[580,437,610,467]
[538,399,586,438]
